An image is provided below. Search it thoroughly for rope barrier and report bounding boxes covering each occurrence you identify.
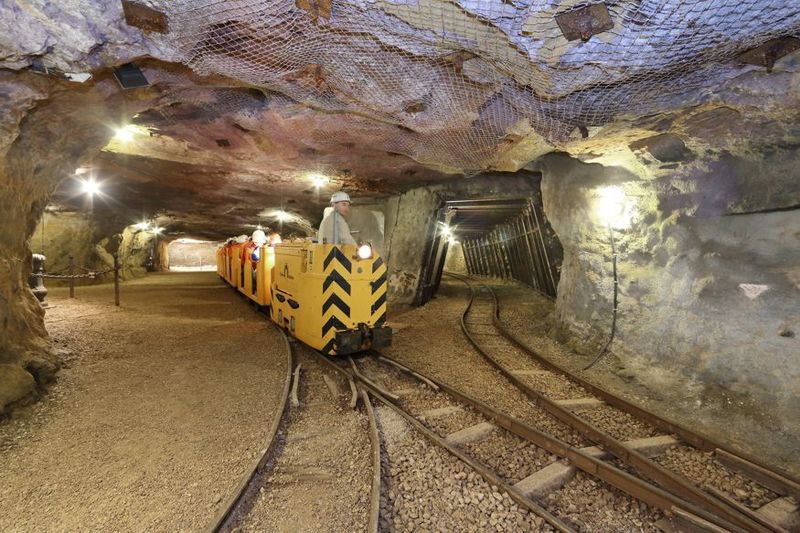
[31,256,122,307]
[34,269,116,279]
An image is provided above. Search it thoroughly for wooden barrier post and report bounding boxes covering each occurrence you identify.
[113,253,120,307]
[68,256,75,298]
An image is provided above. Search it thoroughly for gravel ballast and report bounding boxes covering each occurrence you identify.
[0,272,288,531]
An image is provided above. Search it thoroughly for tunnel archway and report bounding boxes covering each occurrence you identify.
[167,238,219,272]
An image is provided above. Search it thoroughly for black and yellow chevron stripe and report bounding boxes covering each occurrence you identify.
[370,256,387,327]
[321,247,352,355]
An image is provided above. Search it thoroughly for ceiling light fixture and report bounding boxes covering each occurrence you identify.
[310,174,328,188]
[114,125,135,142]
[81,178,101,196]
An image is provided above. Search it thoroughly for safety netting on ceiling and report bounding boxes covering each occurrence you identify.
[157,0,800,170]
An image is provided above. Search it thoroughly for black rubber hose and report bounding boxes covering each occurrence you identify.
[583,224,618,371]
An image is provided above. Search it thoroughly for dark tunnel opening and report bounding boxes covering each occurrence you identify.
[417,187,564,305]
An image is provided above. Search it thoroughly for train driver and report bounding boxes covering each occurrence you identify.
[317,191,357,245]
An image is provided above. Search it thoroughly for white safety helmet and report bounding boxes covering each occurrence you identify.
[252,229,267,246]
[330,191,351,204]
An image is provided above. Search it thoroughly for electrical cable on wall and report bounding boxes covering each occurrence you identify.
[583,224,618,371]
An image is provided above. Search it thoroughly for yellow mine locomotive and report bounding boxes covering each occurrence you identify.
[217,238,391,356]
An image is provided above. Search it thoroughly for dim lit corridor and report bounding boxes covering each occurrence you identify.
[2,1,800,531]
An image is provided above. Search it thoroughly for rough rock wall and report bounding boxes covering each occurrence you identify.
[33,212,97,275]
[31,214,157,282]
[167,240,218,270]
[538,147,800,433]
[0,71,157,413]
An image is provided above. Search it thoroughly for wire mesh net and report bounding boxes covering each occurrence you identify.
[152,0,800,171]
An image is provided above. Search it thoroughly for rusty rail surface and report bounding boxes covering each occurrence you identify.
[445,271,797,532]
[207,328,294,533]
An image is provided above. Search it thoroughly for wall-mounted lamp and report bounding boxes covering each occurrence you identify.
[81,178,101,196]
[114,126,134,142]
[439,222,453,239]
[594,185,633,230]
[585,184,635,370]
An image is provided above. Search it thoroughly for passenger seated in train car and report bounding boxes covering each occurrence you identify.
[317,191,357,245]
[248,229,268,293]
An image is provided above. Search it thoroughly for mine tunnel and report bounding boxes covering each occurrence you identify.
[1,2,799,531]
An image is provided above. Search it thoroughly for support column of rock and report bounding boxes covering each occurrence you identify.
[536,137,800,436]
[0,71,152,413]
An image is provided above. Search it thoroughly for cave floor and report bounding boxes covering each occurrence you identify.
[0,272,287,531]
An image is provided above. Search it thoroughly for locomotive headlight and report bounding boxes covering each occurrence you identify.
[357,243,373,259]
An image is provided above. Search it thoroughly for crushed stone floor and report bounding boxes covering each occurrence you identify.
[388,276,799,480]
[0,272,287,531]
[3,271,798,531]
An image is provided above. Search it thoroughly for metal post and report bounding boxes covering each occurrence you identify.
[488,235,500,278]
[530,200,558,296]
[113,253,120,307]
[497,226,515,279]
[527,206,550,294]
[496,229,509,279]
[504,224,521,283]
[520,211,543,291]
[493,230,504,279]
[479,238,489,277]
[68,256,75,298]
[513,221,527,285]
[464,240,475,275]
[29,254,49,308]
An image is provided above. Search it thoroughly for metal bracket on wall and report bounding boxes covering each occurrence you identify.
[121,1,168,33]
[738,37,800,73]
[555,3,614,42]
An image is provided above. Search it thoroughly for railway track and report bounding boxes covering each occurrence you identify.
[316,351,773,531]
[207,324,382,533]
[445,271,800,532]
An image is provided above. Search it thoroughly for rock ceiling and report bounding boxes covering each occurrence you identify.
[2,0,800,238]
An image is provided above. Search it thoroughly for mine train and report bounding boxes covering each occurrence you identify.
[216,238,392,356]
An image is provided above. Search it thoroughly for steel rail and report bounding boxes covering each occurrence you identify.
[450,272,800,502]
[312,351,576,533]
[207,328,294,533]
[446,272,773,533]
[360,388,382,533]
[374,354,753,533]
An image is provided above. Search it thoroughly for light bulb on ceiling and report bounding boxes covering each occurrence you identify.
[81,178,100,196]
[114,125,136,142]
[310,174,328,188]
